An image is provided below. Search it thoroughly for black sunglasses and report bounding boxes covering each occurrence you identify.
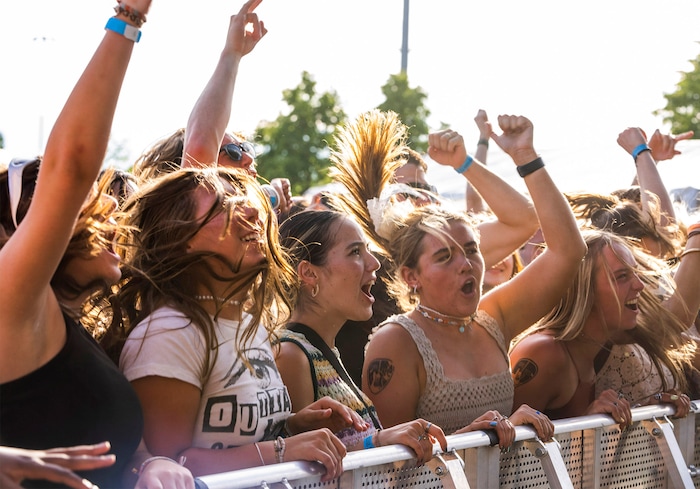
[406,181,438,195]
[219,141,256,161]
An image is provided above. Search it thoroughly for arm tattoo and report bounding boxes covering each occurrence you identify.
[512,358,538,387]
[366,358,395,394]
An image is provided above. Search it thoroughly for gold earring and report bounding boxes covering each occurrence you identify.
[311,284,320,298]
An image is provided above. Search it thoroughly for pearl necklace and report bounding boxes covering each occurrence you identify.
[194,295,241,307]
[416,303,476,333]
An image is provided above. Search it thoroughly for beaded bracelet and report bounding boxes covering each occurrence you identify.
[274,436,286,463]
[114,2,147,27]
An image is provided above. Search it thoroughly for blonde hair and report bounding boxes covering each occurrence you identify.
[513,229,694,392]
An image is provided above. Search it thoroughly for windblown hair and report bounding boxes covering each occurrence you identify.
[327,109,409,254]
[513,229,694,392]
[0,158,119,330]
[131,128,186,184]
[104,167,295,375]
[566,189,684,260]
[326,109,480,311]
[384,205,480,311]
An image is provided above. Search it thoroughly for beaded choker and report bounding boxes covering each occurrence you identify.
[194,295,241,307]
[416,303,476,333]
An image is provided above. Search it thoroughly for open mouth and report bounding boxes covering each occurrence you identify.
[241,231,261,243]
[461,279,475,295]
[361,281,375,300]
[624,298,638,311]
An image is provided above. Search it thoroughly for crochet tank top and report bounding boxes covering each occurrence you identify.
[383,311,514,434]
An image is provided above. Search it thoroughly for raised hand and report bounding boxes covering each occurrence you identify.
[427,129,468,170]
[616,127,648,156]
[227,0,268,58]
[648,129,694,161]
[474,109,493,141]
[491,115,537,165]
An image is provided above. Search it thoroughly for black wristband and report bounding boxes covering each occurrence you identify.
[477,138,489,147]
[517,157,545,178]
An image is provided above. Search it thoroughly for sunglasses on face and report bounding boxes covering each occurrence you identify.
[406,181,438,195]
[219,141,256,162]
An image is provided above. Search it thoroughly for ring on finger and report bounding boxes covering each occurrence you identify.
[424,422,432,433]
[418,434,427,441]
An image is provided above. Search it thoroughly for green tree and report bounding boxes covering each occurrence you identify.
[0,131,4,149]
[256,71,346,195]
[376,72,431,152]
[654,49,700,137]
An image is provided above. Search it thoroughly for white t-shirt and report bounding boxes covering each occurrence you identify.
[120,306,291,449]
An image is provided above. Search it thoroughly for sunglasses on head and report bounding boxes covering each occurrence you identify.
[219,141,256,162]
[7,158,40,228]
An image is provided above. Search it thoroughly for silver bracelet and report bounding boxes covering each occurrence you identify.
[134,455,178,476]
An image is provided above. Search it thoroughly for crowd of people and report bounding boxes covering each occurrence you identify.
[1,1,699,488]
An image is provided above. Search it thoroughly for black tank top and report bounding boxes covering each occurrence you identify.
[1,314,144,488]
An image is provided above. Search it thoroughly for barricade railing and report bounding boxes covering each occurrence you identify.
[197,401,700,489]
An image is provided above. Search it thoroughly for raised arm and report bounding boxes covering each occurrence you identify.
[481,115,587,341]
[465,109,492,214]
[0,2,149,379]
[182,0,267,168]
[664,223,700,326]
[428,127,538,269]
[617,127,677,227]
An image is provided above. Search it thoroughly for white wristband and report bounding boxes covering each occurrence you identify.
[105,17,142,42]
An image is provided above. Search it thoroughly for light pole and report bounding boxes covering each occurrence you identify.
[400,0,409,73]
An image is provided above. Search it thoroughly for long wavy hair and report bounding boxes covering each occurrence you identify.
[566,189,685,260]
[0,158,120,330]
[513,229,694,392]
[104,167,295,376]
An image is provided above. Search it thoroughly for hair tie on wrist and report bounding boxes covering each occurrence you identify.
[477,138,489,148]
[631,143,651,162]
[455,155,474,174]
[516,157,545,178]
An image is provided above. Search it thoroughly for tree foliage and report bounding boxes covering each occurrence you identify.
[654,48,700,137]
[0,132,4,149]
[255,71,346,195]
[376,72,431,152]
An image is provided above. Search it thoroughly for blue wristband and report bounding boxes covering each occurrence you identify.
[363,435,375,449]
[631,143,651,162]
[455,155,474,174]
[105,17,142,43]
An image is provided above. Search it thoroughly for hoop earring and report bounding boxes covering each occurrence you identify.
[412,284,418,295]
[311,284,320,298]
